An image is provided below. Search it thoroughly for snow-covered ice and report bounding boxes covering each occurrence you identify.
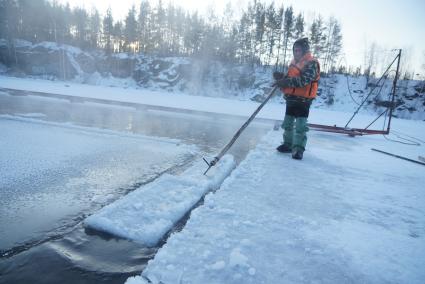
[128,129,425,284]
[1,76,424,283]
[0,115,196,251]
[84,155,235,246]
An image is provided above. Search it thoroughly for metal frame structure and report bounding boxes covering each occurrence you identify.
[307,124,389,137]
[308,49,402,137]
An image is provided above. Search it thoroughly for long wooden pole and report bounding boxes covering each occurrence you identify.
[371,148,425,166]
[204,86,279,175]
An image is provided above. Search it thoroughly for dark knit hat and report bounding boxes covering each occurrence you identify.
[293,37,310,54]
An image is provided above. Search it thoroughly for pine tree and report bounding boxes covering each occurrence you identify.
[254,2,265,63]
[0,0,18,40]
[173,7,185,54]
[137,0,151,53]
[309,16,326,59]
[113,21,124,52]
[165,2,175,53]
[89,8,101,49]
[0,0,20,66]
[281,6,294,68]
[62,3,73,44]
[264,3,277,66]
[247,0,258,64]
[219,2,237,61]
[72,7,89,48]
[222,1,234,34]
[17,0,51,42]
[294,13,304,40]
[323,18,342,73]
[152,0,166,51]
[103,7,114,54]
[223,26,238,62]
[363,42,377,88]
[201,23,220,58]
[183,12,203,55]
[124,5,138,52]
[274,5,284,68]
[49,2,70,45]
[236,11,252,63]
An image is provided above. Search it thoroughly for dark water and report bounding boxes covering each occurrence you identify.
[0,89,276,284]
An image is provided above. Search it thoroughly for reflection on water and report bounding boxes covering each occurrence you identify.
[0,226,153,284]
[0,89,276,284]
[0,89,274,162]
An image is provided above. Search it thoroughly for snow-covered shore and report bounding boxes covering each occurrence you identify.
[2,76,425,284]
[128,130,425,284]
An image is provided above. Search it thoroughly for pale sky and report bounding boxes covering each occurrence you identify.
[58,0,425,78]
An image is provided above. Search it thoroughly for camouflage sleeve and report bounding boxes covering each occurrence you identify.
[286,60,319,88]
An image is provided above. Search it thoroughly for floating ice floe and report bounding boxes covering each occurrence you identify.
[84,155,235,246]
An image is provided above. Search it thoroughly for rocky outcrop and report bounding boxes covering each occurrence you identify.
[0,39,262,97]
[0,40,78,79]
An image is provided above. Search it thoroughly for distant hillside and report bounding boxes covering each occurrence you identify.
[1,39,424,120]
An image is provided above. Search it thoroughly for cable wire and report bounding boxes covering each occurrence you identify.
[345,73,361,105]
[382,133,421,146]
[391,130,425,144]
[380,77,422,146]
[345,53,399,128]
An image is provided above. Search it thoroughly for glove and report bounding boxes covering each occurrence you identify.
[273,71,284,80]
[273,77,291,88]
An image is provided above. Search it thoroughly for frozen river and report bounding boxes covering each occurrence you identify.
[0,89,275,284]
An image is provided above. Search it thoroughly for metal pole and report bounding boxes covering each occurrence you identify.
[371,148,425,166]
[362,108,389,133]
[203,86,279,175]
[386,49,402,134]
[344,54,398,128]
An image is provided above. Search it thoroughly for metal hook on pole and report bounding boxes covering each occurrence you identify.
[203,85,279,175]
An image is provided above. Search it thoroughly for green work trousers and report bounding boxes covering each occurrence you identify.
[281,115,309,151]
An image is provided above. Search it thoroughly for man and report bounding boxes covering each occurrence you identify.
[273,37,320,160]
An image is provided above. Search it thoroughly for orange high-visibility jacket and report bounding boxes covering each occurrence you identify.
[282,53,320,99]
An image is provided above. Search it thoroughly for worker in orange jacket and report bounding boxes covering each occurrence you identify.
[273,37,320,160]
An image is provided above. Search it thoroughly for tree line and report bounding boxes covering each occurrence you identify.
[0,0,343,72]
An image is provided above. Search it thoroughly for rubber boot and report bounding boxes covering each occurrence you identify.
[277,115,295,152]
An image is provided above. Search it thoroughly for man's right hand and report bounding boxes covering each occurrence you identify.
[273,71,284,80]
[273,77,291,88]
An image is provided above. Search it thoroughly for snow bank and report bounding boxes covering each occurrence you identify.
[84,155,236,246]
[129,129,425,284]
